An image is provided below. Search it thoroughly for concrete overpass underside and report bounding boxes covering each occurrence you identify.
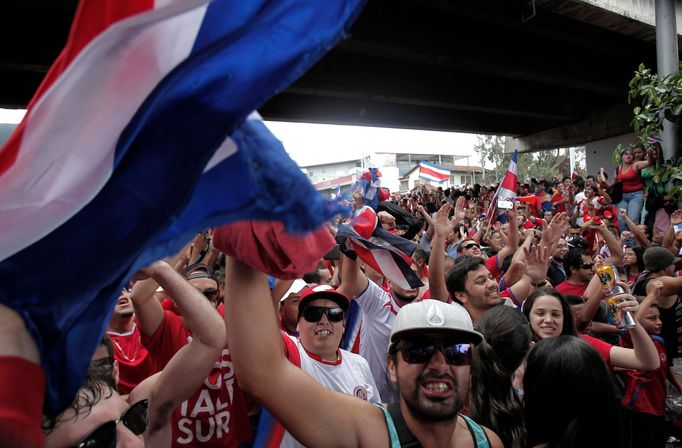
[1,0,679,151]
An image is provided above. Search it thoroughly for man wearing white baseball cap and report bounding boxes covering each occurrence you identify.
[278,279,307,337]
[224,257,502,448]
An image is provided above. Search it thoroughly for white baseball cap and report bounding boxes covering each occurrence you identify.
[390,299,483,345]
[279,279,307,302]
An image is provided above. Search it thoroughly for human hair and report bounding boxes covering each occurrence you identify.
[586,184,599,195]
[445,255,485,304]
[43,366,116,434]
[524,336,623,448]
[522,287,576,341]
[562,248,587,278]
[470,305,530,448]
[412,248,429,264]
[623,244,645,276]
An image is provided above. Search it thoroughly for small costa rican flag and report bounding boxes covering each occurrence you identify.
[418,161,450,183]
[498,150,518,201]
[337,206,423,290]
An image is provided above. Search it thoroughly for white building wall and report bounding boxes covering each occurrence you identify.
[585,132,638,178]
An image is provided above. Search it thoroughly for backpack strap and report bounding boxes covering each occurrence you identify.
[460,414,491,448]
[387,402,422,447]
[373,403,402,448]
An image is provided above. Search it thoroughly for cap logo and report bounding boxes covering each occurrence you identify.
[426,304,446,327]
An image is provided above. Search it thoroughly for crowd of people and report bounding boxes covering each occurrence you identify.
[4,141,682,448]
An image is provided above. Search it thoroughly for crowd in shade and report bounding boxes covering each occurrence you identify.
[4,137,682,448]
[8,0,682,447]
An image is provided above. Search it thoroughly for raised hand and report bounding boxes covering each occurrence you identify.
[524,244,550,284]
[433,203,453,239]
[671,210,682,226]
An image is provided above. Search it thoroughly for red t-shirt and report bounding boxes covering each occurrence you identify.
[555,280,588,297]
[581,334,612,367]
[142,310,252,447]
[107,324,155,395]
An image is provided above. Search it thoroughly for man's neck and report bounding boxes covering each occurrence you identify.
[400,401,458,448]
[566,276,586,286]
[107,316,134,334]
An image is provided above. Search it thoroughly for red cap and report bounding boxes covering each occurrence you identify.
[298,284,349,317]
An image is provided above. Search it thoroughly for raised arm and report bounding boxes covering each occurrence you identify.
[597,223,624,265]
[130,269,165,339]
[608,293,660,371]
[618,208,651,247]
[495,203,520,264]
[0,304,44,448]
[224,256,385,447]
[336,253,370,300]
[427,203,453,301]
[663,210,682,255]
[137,262,226,441]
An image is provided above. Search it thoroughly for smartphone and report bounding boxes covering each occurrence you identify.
[674,224,682,233]
[497,200,513,210]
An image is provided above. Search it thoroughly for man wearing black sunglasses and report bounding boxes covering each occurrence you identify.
[44,261,226,447]
[278,284,380,447]
[555,248,595,297]
[224,258,503,448]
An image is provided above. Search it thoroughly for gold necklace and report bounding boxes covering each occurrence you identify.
[112,339,138,363]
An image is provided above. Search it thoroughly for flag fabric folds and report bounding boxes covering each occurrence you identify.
[336,206,423,290]
[0,0,366,414]
[418,161,450,183]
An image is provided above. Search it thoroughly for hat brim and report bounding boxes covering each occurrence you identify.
[390,328,484,346]
[298,291,349,315]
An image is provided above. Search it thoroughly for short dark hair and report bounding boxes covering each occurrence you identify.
[43,366,116,433]
[446,255,485,304]
[563,248,588,278]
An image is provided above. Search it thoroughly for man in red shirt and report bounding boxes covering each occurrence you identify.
[106,287,154,394]
[131,262,253,447]
[555,249,593,297]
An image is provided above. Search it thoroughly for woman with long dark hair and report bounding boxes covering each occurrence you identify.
[469,305,531,448]
[522,287,659,371]
[623,244,645,287]
[524,336,623,448]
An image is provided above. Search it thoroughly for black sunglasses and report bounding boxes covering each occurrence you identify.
[75,399,148,448]
[462,243,479,250]
[579,262,594,270]
[91,356,114,370]
[201,288,219,303]
[398,338,472,366]
[301,306,345,323]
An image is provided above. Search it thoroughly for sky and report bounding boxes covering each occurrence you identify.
[0,108,483,167]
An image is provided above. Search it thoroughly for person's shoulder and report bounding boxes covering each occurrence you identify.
[482,426,504,448]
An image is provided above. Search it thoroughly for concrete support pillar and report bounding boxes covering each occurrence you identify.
[655,0,679,160]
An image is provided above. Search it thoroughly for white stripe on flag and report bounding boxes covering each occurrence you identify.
[0,0,209,262]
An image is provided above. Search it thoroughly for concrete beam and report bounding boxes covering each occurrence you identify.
[506,101,634,153]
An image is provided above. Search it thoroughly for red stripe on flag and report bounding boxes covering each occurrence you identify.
[0,0,154,176]
[419,166,448,180]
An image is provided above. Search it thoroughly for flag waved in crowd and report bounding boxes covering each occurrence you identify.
[0,0,366,414]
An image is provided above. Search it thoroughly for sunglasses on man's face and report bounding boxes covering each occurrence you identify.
[579,262,594,270]
[75,399,148,448]
[462,243,479,250]
[301,306,345,323]
[201,288,219,304]
[398,338,472,366]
